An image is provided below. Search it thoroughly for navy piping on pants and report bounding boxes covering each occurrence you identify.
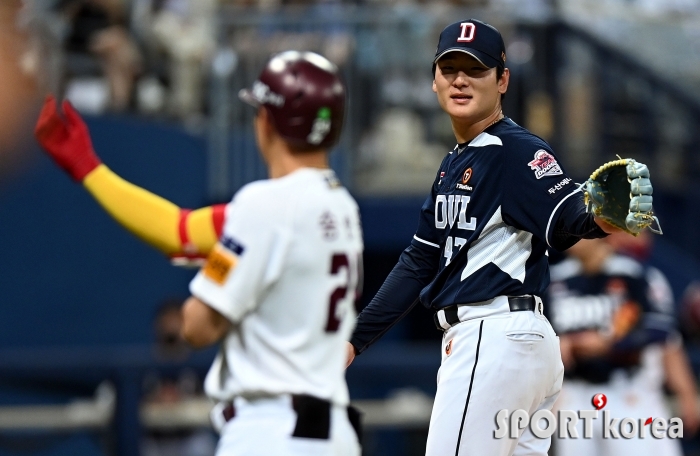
[455,319,484,456]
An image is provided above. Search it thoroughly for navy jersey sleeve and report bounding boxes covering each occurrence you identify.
[501,144,580,246]
[644,266,678,338]
[611,274,674,352]
[349,243,440,354]
[548,194,607,251]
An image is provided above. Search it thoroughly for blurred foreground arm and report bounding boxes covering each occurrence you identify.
[34,95,224,263]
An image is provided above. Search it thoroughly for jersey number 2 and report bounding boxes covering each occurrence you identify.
[326,253,362,332]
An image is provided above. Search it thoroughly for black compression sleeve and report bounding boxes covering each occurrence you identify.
[550,191,608,251]
[349,244,440,354]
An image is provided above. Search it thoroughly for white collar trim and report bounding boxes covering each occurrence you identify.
[468,132,503,148]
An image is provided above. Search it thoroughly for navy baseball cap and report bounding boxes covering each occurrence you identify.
[432,19,506,73]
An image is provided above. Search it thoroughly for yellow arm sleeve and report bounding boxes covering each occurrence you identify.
[185,206,220,253]
[82,164,219,257]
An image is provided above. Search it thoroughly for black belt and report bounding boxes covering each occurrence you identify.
[221,394,362,442]
[434,296,539,331]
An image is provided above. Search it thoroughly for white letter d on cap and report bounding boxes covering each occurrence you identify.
[458,23,476,42]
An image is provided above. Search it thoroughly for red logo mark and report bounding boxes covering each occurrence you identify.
[528,150,555,169]
[462,168,472,184]
[592,393,607,410]
[645,417,653,426]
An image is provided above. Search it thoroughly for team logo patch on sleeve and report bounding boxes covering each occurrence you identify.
[202,243,238,285]
[528,150,563,179]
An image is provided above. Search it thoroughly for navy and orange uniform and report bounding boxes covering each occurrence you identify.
[351,117,606,352]
[545,254,676,383]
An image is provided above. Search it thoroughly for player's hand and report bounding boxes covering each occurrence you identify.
[34,95,102,182]
[571,330,612,359]
[345,341,356,368]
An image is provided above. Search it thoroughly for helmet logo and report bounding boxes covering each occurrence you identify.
[307,107,332,145]
[252,81,285,107]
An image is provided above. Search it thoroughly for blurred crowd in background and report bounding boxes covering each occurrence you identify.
[12,0,700,119]
[6,0,700,195]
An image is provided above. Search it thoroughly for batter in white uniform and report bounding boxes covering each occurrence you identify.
[183,51,363,456]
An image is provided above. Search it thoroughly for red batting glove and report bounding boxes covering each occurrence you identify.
[34,95,102,182]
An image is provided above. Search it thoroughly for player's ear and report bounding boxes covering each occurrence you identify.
[255,107,274,137]
[432,78,437,94]
[498,68,510,95]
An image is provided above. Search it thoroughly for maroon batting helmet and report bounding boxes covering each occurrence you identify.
[239,51,346,150]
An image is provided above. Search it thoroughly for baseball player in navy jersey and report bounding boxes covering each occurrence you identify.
[546,238,683,456]
[35,51,363,456]
[344,19,656,456]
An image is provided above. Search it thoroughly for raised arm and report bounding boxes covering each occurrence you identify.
[34,95,224,264]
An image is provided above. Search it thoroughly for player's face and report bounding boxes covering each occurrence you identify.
[433,53,508,123]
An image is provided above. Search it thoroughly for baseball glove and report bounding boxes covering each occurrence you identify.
[583,158,662,235]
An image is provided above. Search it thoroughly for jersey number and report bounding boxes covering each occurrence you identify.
[326,253,363,332]
[444,236,467,266]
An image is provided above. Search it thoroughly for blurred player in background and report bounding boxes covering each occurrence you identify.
[607,231,700,439]
[35,50,363,456]
[546,237,698,456]
[607,230,700,344]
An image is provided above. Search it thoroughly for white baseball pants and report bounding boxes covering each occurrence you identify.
[214,395,361,456]
[425,296,564,456]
